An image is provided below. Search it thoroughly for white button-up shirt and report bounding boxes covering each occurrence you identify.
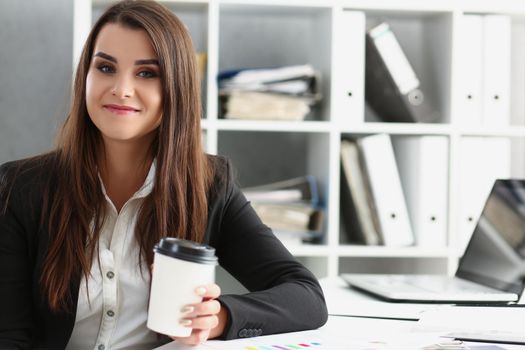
[66,161,168,350]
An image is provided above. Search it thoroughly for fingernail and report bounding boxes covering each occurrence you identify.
[195,287,206,296]
[180,319,192,326]
[180,306,194,314]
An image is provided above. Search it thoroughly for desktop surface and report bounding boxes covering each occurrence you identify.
[152,278,525,349]
[153,314,525,350]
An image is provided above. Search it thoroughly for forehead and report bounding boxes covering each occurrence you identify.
[93,23,157,60]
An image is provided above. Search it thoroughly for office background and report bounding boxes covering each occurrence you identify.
[3,1,525,290]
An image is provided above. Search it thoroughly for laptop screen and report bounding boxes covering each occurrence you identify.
[457,179,525,294]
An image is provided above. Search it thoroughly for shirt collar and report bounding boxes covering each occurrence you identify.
[133,159,156,199]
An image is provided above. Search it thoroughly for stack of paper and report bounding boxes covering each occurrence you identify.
[218,64,322,121]
[243,176,324,245]
[414,305,525,344]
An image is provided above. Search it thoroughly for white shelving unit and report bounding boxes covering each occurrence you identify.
[75,0,525,287]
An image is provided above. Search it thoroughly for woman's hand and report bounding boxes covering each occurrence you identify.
[169,283,228,345]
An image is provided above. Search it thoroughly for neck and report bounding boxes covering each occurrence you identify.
[99,137,154,212]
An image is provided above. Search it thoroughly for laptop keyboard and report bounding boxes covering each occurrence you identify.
[369,275,496,294]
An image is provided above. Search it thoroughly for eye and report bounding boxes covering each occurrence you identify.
[96,63,115,74]
[137,70,158,79]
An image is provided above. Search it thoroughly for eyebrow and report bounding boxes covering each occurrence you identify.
[94,51,159,66]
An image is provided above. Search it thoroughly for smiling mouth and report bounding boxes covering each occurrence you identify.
[104,104,140,115]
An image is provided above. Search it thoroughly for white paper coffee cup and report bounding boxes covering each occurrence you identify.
[147,238,218,337]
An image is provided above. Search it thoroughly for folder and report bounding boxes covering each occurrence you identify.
[340,140,381,245]
[242,175,319,206]
[357,134,414,246]
[458,137,511,252]
[331,10,365,125]
[392,136,448,247]
[365,22,440,123]
[482,15,511,126]
[219,64,316,87]
[251,202,324,245]
[224,91,312,121]
[457,15,483,126]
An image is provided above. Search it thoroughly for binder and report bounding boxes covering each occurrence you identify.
[482,15,511,126]
[357,134,414,246]
[340,140,381,245]
[392,136,448,247]
[457,15,483,126]
[331,9,365,124]
[458,137,511,252]
[365,22,440,123]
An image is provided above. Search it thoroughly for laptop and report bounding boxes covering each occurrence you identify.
[341,179,525,303]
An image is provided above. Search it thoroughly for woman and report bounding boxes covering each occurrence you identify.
[0,1,328,349]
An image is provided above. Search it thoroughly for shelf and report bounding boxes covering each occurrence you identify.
[73,0,525,280]
[218,2,332,122]
[457,125,525,137]
[285,245,452,259]
[342,0,455,14]
[285,245,331,257]
[214,119,332,133]
[336,245,451,258]
[340,122,452,135]
[204,121,525,137]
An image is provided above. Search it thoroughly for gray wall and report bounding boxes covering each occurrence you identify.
[0,0,73,164]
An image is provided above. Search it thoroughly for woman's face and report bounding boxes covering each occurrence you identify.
[86,23,163,145]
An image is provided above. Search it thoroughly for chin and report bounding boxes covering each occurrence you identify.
[100,130,142,143]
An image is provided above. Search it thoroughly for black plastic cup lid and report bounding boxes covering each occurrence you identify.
[154,238,218,265]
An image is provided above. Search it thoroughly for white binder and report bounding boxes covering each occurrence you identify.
[482,15,511,126]
[458,137,511,252]
[331,9,365,125]
[393,136,448,247]
[358,134,414,246]
[458,15,483,126]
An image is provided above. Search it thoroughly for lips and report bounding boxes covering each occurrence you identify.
[104,104,140,115]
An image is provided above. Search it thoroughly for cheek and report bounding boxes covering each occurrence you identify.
[85,72,98,116]
[148,85,163,120]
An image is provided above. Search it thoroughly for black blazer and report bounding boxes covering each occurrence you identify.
[0,154,328,349]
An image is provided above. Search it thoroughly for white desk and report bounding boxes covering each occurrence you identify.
[154,315,435,349]
[154,278,525,349]
[155,314,525,349]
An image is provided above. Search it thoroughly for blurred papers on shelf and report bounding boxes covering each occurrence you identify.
[243,176,325,245]
[218,64,322,121]
[195,52,207,82]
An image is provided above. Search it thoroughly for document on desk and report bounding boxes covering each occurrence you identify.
[154,330,383,350]
[414,305,525,345]
[154,316,446,350]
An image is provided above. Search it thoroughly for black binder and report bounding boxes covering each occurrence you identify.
[365,23,441,123]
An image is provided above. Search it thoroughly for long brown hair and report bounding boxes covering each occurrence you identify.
[40,0,213,312]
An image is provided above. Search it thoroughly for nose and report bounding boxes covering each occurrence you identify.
[111,74,134,98]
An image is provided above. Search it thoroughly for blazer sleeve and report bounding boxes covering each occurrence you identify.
[0,163,34,349]
[210,159,328,340]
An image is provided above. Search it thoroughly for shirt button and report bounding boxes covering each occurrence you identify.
[107,310,115,317]
[106,271,115,279]
[98,345,105,350]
